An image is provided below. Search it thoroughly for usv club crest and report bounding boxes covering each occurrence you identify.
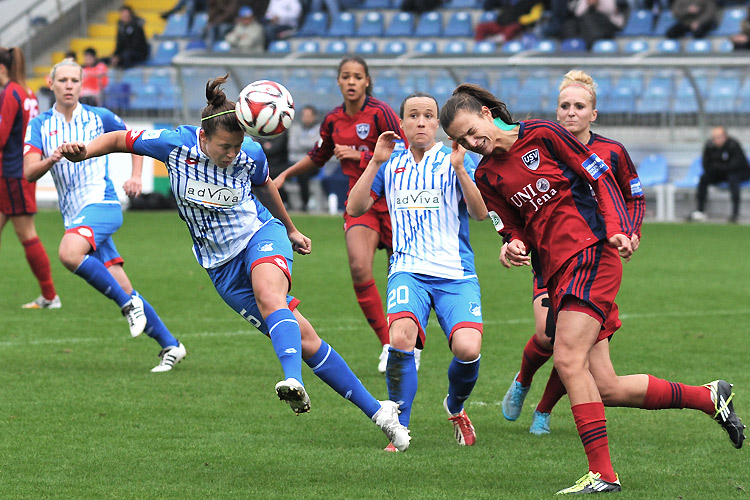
[521,149,540,170]
[356,123,370,140]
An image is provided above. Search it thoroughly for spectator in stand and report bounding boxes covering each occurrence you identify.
[80,48,108,106]
[286,105,321,212]
[64,50,77,62]
[262,0,302,46]
[111,6,150,69]
[400,0,441,13]
[690,126,750,223]
[161,0,207,32]
[666,0,718,39]
[204,0,239,46]
[560,0,625,49]
[261,132,290,209]
[475,0,545,43]
[729,7,750,50]
[225,6,265,53]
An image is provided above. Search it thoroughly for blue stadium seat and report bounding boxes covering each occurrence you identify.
[478,10,497,23]
[653,10,676,36]
[211,40,230,52]
[444,0,481,7]
[623,39,650,54]
[672,81,698,113]
[356,11,384,37]
[560,38,586,52]
[185,39,207,51]
[654,39,680,54]
[443,40,468,54]
[601,86,635,114]
[385,12,415,37]
[189,13,208,38]
[620,10,653,36]
[267,40,291,53]
[501,40,524,54]
[672,157,702,189]
[494,74,521,97]
[362,0,391,7]
[415,11,443,37]
[591,39,618,54]
[297,40,320,54]
[120,67,146,87]
[157,85,181,110]
[148,40,179,66]
[129,84,159,110]
[296,12,328,37]
[685,39,712,53]
[523,75,552,99]
[161,13,189,38]
[414,40,437,55]
[354,40,378,55]
[383,40,407,56]
[713,7,747,36]
[444,12,473,37]
[324,40,349,54]
[147,67,174,86]
[705,81,738,113]
[464,72,489,89]
[638,154,669,187]
[472,41,496,54]
[617,72,644,94]
[716,39,734,53]
[636,86,671,114]
[102,82,131,109]
[533,39,558,53]
[328,12,356,37]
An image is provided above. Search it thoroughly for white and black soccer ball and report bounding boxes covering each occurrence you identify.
[235,80,295,138]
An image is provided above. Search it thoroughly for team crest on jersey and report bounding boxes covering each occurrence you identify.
[488,211,504,231]
[469,302,481,317]
[141,129,164,140]
[356,123,370,140]
[259,243,274,252]
[521,149,540,170]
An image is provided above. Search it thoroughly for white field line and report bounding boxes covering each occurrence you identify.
[1,308,748,348]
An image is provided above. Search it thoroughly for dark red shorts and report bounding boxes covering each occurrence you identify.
[0,176,37,215]
[532,268,548,300]
[548,242,622,343]
[343,207,392,250]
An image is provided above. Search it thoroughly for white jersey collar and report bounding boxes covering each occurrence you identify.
[52,102,83,122]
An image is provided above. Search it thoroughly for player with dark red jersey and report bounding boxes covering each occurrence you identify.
[0,46,59,309]
[274,56,410,373]
[441,83,745,495]
[500,70,647,436]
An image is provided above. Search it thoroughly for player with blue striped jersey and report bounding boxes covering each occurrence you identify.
[59,75,411,450]
[348,92,488,450]
[24,59,185,372]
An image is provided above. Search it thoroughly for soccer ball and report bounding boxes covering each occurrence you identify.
[235,80,295,138]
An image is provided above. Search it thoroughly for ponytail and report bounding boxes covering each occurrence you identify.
[0,47,28,91]
[201,74,242,136]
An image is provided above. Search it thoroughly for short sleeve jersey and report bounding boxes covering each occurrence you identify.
[125,126,273,269]
[371,142,478,280]
[307,96,404,211]
[24,103,126,226]
[476,119,632,285]
[1,82,38,178]
[588,133,645,238]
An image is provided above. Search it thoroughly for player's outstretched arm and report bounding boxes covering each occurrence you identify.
[347,131,398,217]
[59,131,130,163]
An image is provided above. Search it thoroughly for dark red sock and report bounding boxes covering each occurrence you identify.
[22,237,56,300]
[642,374,714,415]
[572,402,616,483]
[517,335,553,387]
[354,279,389,346]
[536,367,567,414]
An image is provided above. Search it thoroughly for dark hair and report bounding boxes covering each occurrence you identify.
[440,83,513,131]
[0,47,28,91]
[301,104,318,115]
[84,47,97,58]
[201,74,243,136]
[399,91,439,119]
[337,55,373,97]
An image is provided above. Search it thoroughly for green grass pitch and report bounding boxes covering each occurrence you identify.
[0,210,748,499]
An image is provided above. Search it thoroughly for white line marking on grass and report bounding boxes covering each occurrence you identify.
[0,329,262,348]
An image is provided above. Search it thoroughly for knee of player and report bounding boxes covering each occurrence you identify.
[450,328,482,361]
[389,318,418,350]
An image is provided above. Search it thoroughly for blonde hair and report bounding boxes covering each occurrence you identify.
[49,58,82,81]
[558,70,597,108]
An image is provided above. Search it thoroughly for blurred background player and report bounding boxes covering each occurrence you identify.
[285,105,321,212]
[500,69,645,435]
[24,59,186,373]
[79,47,109,106]
[441,84,745,494]
[348,92,487,451]
[0,46,60,309]
[58,75,411,451]
[274,56,410,373]
[111,5,150,69]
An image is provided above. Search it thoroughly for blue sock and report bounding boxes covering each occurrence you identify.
[267,308,303,384]
[446,355,481,415]
[132,290,178,348]
[74,255,132,307]
[386,347,418,427]
[305,339,381,418]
